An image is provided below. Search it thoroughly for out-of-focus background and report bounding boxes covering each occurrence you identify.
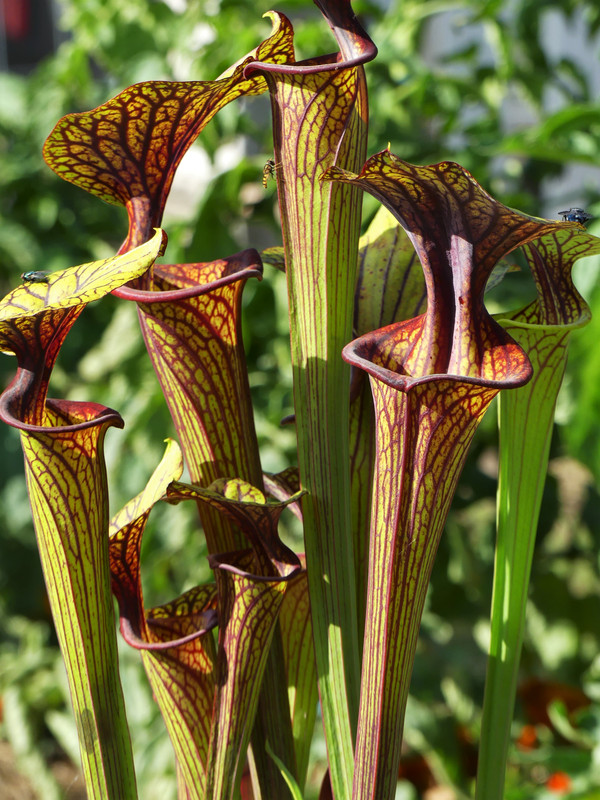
[1,1,599,798]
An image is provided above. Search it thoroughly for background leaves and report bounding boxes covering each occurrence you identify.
[1,1,599,798]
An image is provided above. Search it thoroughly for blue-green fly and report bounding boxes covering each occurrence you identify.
[558,208,593,225]
[21,271,50,283]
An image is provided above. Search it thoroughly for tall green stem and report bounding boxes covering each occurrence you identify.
[477,226,600,798]
[476,328,568,800]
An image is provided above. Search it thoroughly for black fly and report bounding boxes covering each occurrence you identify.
[558,207,593,225]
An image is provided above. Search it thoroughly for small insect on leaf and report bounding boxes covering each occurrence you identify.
[21,271,51,283]
[558,207,593,225]
[262,159,279,189]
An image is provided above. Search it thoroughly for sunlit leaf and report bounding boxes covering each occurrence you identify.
[476,227,600,800]
[14,400,136,799]
[330,149,573,800]
[0,229,165,424]
[244,5,377,792]
[109,441,303,799]
[328,150,567,377]
[113,249,263,555]
[43,14,295,251]
[0,232,166,799]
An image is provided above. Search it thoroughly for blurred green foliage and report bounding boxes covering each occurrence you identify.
[1,0,599,797]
